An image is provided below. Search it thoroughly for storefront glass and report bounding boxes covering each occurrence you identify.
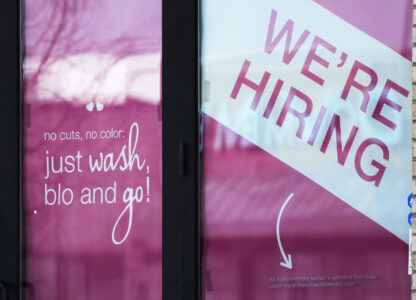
[201,0,412,299]
[22,0,162,299]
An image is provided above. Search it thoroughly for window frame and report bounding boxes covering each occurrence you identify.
[0,1,202,300]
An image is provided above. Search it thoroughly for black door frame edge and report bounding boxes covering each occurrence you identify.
[0,0,22,299]
[162,0,200,299]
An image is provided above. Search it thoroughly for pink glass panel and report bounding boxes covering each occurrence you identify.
[201,0,412,299]
[23,0,162,299]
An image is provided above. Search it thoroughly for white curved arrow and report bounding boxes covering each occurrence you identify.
[277,193,294,269]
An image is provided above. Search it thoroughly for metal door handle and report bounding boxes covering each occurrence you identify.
[0,282,7,300]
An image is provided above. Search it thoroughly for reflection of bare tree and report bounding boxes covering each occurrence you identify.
[24,0,162,234]
[26,0,97,82]
[24,0,162,102]
[24,2,162,299]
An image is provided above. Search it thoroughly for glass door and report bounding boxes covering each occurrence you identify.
[22,0,162,299]
[200,0,413,299]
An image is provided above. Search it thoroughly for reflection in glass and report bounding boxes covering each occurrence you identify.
[23,0,162,299]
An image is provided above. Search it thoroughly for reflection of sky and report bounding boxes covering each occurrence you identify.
[25,53,160,104]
